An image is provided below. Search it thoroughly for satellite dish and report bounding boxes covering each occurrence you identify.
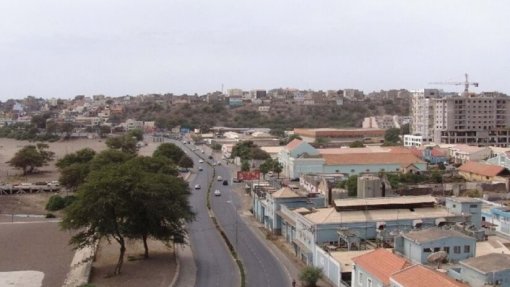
[427,251,448,269]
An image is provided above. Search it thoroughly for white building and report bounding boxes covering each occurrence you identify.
[408,89,441,146]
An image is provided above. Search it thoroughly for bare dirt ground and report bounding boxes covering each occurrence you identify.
[90,238,176,287]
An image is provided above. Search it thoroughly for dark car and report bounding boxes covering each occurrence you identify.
[222,180,228,186]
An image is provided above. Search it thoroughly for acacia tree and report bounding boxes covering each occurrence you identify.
[123,157,193,258]
[57,148,96,191]
[62,163,131,275]
[153,143,185,164]
[61,152,194,274]
[178,154,194,169]
[106,134,139,154]
[7,143,55,175]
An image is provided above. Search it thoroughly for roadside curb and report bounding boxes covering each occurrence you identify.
[62,241,98,287]
[168,246,180,287]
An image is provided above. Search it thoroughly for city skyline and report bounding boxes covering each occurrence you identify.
[1,0,509,100]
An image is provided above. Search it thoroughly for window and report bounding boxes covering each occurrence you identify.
[444,247,450,254]
[359,271,363,285]
[470,204,478,208]
[367,278,372,287]
[434,247,440,252]
[423,248,432,253]
[454,246,461,254]
[464,245,471,253]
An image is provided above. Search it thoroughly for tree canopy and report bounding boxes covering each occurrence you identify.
[106,134,139,154]
[7,143,55,175]
[259,158,283,178]
[384,128,401,145]
[231,141,269,160]
[153,143,185,164]
[61,151,195,275]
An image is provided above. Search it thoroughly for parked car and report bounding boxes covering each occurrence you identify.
[223,180,228,186]
[208,155,213,159]
[198,166,203,171]
[199,159,204,163]
[217,176,222,181]
[194,184,201,190]
[214,190,221,196]
[47,180,60,187]
[233,178,242,183]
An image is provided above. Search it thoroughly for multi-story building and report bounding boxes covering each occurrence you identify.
[434,94,510,146]
[407,89,441,146]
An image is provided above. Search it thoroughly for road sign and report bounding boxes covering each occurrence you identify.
[237,171,261,181]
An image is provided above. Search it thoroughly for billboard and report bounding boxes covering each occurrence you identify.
[237,170,261,181]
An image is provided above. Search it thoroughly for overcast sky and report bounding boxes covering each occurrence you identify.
[0,0,508,100]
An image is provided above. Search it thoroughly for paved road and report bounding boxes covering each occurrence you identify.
[212,163,290,287]
[175,141,240,287]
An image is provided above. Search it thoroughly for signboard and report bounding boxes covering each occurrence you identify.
[237,170,261,181]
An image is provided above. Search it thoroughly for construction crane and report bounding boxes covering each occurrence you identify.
[429,73,479,94]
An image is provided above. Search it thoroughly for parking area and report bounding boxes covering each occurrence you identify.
[0,220,74,287]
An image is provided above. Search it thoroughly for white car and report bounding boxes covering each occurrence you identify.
[194,184,201,190]
[217,176,222,181]
[214,190,221,196]
[199,159,204,163]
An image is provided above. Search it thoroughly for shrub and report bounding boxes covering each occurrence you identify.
[45,195,65,211]
[45,213,56,218]
[299,266,323,287]
[63,195,77,207]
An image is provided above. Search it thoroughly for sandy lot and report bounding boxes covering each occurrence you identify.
[90,238,176,287]
[0,138,109,183]
[0,221,74,287]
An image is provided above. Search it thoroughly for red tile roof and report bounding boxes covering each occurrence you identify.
[391,265,468,287]
[410,147,424,158]
[458,161,507,177]
[286,139,303,150]
[352,249,409,285]
[322,152,425,166]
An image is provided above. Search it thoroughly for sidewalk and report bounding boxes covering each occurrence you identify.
[171,170,198,287]
[171,243,196,287]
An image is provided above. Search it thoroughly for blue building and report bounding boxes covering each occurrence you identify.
[445,197,483,230]
[394,228,476,264]
[458,253,510,287]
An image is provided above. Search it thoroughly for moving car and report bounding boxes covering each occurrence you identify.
[214,189,221,196]
[217,176,222,181]
[194,184,201,190]
[198,166,203,171]
[199,159,204,163]
[223,180,228,186]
